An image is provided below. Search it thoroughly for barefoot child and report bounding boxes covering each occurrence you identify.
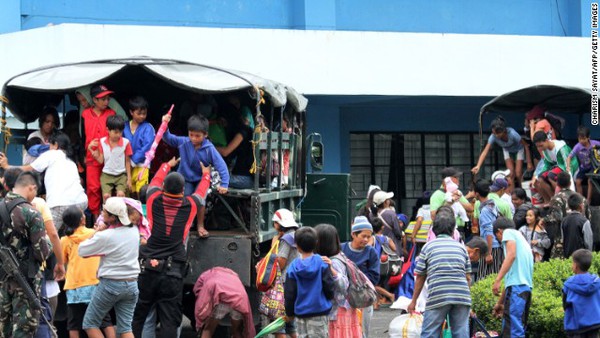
[161,113,229,237]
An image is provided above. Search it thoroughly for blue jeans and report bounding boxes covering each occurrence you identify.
[421,304,470,338]
[228,175,254,189]
[184,181,200,196]
[83,278,139,335]
[362,305,373,338]
[141,305,182,338]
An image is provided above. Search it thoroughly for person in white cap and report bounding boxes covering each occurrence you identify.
[369,190,404,258]
[270,208,300,337]
[79,197,140,338]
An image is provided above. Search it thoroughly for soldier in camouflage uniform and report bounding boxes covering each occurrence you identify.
[544,172,590,259]
[0,172,51,338]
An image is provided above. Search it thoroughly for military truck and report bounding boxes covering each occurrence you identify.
[0,57,352,332]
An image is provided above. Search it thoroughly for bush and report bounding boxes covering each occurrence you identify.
[471,252,600,338]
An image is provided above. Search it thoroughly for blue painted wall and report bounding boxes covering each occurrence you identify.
[305,102,341,173]
[0,0,591,36]
[0,0,21,34]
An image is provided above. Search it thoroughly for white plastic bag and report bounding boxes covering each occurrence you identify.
[389,313,423,338]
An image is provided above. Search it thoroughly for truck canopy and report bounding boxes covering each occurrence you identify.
[480,84,591,116]
[2,57,308,123]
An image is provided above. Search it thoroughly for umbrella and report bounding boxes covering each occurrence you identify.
[255,317,286,338]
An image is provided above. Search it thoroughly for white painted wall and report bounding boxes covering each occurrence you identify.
[0,24,588,98]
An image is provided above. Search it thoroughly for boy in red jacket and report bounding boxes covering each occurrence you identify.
[81,84,116,219]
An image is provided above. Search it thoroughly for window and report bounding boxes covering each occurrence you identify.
[350,132,503,216]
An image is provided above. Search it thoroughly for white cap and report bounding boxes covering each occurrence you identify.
[272,208,298,228]
[103,197,131,225]
[367,185,381,198]
[373,190,394,206]
[491,169,511,181]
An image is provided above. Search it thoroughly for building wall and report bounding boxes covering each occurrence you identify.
[0,0,592,37]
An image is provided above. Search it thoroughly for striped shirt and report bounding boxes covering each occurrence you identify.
[415,235,472,310]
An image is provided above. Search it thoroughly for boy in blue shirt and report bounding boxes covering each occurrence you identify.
[123,96,155,198]
[342,216,380,338]
[563,249,600,338]
[162,113,229,237]
[284,226,335,338]
[492,218,534,338]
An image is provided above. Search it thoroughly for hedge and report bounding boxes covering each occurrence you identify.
[471,252,600,338]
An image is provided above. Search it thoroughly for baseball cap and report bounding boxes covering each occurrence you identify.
[441,167,462,179]
[367,185,381,199]
[90,84,114,99]
[491,169,511,181]
[272,208,298,228]
[526,105,545,121]
[352,216,373,233]
[373,190,394,206]
[103,197,131,225]
[490,178,509,192]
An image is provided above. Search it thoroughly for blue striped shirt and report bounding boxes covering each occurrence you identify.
[415,236,472,310]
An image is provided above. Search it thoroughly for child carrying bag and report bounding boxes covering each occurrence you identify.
[258,271,286,319]
[256,240,279,292]
[335,248,377,308]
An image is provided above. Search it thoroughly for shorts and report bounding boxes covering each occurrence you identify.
[503,148,525,161]
[539,167,564,182]
[575,168,592,182]
[131,166,149,193]
[67,303,112,330]
[100,172,128,195]
[211,303,243,321]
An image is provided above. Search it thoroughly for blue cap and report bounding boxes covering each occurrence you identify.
[352,216,373,233]
[397,213,408,225]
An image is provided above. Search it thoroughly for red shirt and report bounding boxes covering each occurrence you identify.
[82,107,116,165]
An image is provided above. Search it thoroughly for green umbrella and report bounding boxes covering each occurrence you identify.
[255,317,286,338]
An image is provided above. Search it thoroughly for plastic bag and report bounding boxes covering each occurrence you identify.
[389,313,423,338]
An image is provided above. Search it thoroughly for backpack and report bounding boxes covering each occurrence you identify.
[376,236,403,277]
[0,197,34,278]
[336,247,377,308]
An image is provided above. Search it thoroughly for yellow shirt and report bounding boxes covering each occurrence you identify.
[61,227,100,290]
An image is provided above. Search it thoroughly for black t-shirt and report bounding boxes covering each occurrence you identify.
[141,187,203,262]
[231,126,254,176]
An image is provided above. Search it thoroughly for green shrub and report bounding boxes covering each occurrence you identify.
[471,252,600,338]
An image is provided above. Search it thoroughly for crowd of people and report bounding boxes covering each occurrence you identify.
[0,82,598,338]
[0,83,282,338]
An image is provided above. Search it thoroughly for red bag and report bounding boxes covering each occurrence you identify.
[256,241,279,292]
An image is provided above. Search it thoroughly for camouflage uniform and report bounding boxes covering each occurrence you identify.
[544,188,590,258]
[0,193,50,338]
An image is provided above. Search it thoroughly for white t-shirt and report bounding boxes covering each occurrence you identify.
[501,193,515,215]
[30,150,87,208]
[417,205,432,222]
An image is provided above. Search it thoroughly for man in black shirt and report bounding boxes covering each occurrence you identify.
[132,157,210,338]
